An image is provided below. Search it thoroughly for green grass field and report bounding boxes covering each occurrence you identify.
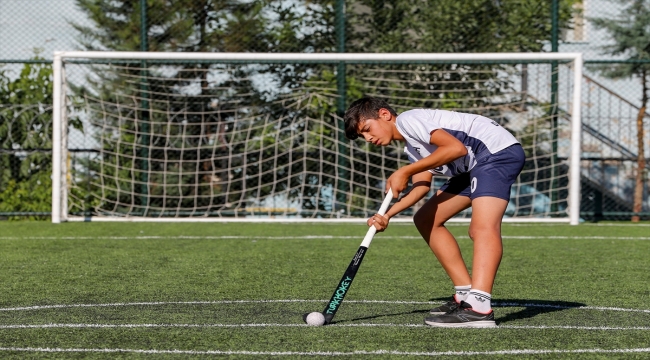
[0,221,649,359]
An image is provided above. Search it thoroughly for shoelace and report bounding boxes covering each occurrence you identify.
[445,300,473,314]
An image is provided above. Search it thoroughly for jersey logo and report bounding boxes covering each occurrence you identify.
[433,165,448,174]
[490,120,500,127]
[413,147,422,155]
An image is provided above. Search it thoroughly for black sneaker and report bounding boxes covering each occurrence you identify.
[429,296,461,315]
[424,301,497,328]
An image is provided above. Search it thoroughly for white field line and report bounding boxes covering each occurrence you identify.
[0,323,649,331]
[507,223,650,227]
[1,235,650,240]
[0,300,648,314]
[0,300,437,311]
[0,346,649,356]
[581,223,650,227]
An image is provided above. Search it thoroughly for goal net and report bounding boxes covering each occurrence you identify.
[52,52,582,223]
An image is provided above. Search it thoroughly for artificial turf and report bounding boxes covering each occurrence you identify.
[0,221,648,359]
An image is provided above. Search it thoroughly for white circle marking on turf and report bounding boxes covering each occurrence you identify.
[0,300,648,314]
[0,323,649,331]
[0,346,649,356]
[1,235,650,240]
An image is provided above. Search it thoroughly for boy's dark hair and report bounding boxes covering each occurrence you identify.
[344,97,398,140]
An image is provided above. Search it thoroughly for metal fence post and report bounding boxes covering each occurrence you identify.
[550,0,560,215]
[335,0,350,215]
[140,0,150,216]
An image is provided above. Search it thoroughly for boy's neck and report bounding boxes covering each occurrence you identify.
[390,115,405,142]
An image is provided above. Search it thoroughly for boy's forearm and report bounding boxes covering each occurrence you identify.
[385,183,430,219]
[402,148,463,178]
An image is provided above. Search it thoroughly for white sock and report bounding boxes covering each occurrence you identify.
[465,289,492,313]
[454,285,471,302]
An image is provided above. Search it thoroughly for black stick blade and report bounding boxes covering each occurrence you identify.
[321,246,368,323]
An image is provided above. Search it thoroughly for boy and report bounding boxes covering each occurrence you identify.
[344,97,525,328]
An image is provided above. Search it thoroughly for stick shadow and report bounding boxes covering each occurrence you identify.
[335,308,430,324]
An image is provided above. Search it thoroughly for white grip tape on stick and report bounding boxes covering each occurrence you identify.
[360,189,393,247]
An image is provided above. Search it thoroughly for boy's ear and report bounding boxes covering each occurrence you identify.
[378,108,393,121]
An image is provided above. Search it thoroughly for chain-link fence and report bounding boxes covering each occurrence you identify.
[1,0,648,220]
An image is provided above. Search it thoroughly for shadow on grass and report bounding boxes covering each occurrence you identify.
[430,297,587,325]
[335,298,586,325]
[335,308,430,324]
[491,298,587,324]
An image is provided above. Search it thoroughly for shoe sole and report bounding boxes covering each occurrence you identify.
[424,320,497,328]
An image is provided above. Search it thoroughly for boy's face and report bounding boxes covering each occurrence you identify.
[356,108,394,146]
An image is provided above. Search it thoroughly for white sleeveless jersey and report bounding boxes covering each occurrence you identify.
[395,109,519,177]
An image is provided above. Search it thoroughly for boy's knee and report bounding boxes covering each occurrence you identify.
[468,224,500,241]
[414,209,432,237]
[468,227,477,241]
[414,207,446,232]
[413,207,426,228]
[414,207,435,228]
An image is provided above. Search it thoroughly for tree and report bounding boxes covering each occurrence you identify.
[337,0,581,213]
[347,0,578,53]
[70,0,336,216]
[590,0,650,222]
[68,0,579,217]
[0,57,55,219]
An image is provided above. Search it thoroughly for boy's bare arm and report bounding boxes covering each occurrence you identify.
[369,171,432,231]
[385,129,467,196]
[385,171,432,219]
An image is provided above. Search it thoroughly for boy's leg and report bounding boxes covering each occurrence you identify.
[414,191,472,286]
[420,193,499,328]
[426,145,523,328]
[465,144,524,295]
[423,196,504,328]
[467,196,509,294]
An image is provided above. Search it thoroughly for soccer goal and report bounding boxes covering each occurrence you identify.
[52,52,582,224]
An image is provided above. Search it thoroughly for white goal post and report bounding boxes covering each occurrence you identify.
[52,51,583,224]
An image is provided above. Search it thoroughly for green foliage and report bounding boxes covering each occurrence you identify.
[72,0,278,52]
[65,0,580,217]
[0,57,54,217]
[335,0,579,209]
[589,0,650,78]
[590,0,649,220]
[68,0,346,216]
[348,0,578,53]
[0,173,51,220]
[71,0,278,215]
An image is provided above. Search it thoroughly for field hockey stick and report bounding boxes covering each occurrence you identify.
[320,189,394,324]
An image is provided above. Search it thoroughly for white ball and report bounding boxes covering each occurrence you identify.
[305,312,326,326]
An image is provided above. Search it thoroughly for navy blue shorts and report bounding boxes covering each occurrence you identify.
[439,144,525,201]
